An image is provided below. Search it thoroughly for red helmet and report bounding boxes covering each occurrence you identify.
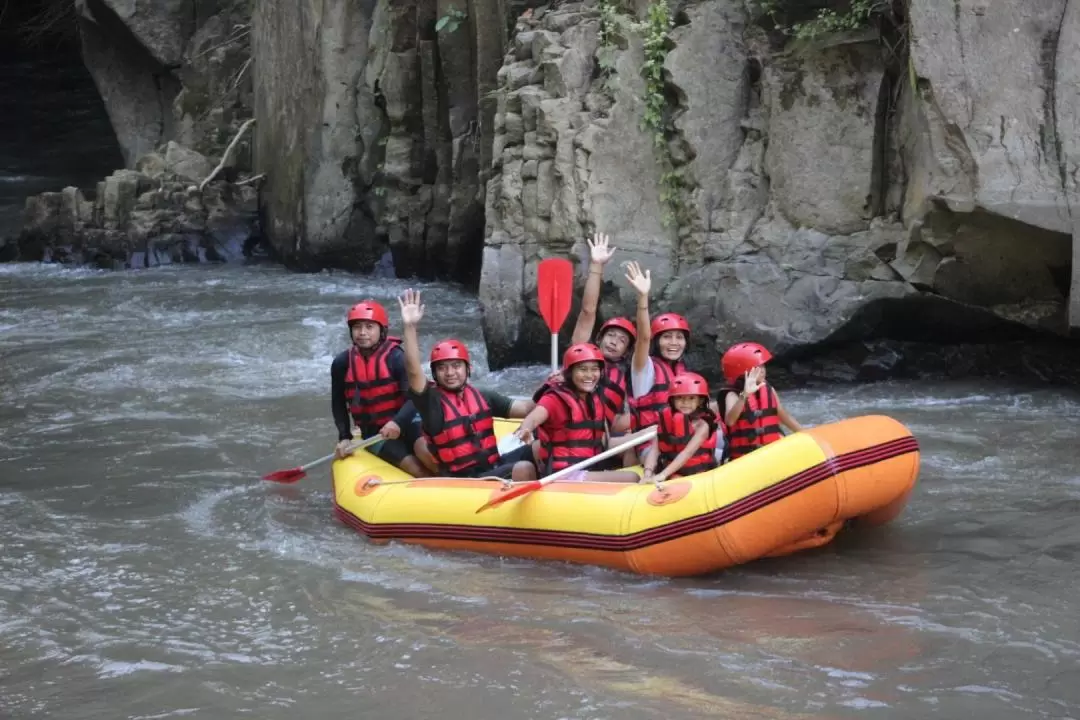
[597,316,637,341]
[562,343,605,372]
[651,312,690,339]
[721,342,773,382]
[669,372,710,399]
[347,300,388,328]
[430,339,471,366]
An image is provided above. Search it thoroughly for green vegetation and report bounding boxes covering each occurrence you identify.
[435,6,468,34]
[752,0,889,41]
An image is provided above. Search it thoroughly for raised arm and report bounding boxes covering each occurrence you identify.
[624,260,652,373]
[397,289,427,394]
[723,367,763,428]
[570,233,616,345]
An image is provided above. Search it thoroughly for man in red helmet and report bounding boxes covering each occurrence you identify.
[562,233,655,432]
[398,289,536,479]
[330,299,428,477]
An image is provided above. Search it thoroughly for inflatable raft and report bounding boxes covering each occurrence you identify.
[332,415,919,577]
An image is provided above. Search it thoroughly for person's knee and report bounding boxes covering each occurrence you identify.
[511,461,537,482]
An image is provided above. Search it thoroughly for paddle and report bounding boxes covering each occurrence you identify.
[474,426,658,513]
[262,436,383,483]
[537,257,574,373]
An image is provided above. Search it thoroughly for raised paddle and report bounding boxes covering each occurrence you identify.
[537,257,574,373]
[262,436,383,483]
[474,426,658,513]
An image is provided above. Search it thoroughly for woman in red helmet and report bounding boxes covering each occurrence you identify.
[720,342,803,461]
[629,310,693,434]
[642,373,721,484]
[512,343,639,483]
[330,298,429,477]
[398,290,535,479]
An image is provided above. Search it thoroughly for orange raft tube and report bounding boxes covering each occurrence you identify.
[331,415,919,577]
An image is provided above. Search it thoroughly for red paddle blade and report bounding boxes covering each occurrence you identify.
[474,480,542,513]
[262,467,306,484]
[537,258,574,333]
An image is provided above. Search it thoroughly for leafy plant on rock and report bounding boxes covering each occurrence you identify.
[436,6,468,34]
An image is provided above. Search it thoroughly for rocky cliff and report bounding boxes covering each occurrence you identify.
[250,0,545,278]
[6,0,1080,379]
[479,0,1080,379]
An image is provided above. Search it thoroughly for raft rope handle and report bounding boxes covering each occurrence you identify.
[357,475,516,489]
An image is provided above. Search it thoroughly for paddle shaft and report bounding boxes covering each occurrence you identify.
[549,333,558,373]
[299,436,382,473]
[541,425,657,483]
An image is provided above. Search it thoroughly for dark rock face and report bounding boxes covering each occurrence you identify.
[7,144,262,269]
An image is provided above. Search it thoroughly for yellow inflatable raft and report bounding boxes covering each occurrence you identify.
[332,415,919,577]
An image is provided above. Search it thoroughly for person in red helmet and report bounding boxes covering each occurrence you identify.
[533,233,653,434]
[330,299,429,476]
[398,289,535,479]
[563,234,655,431]
[642,373,721,484]
[720,342,803,461]
[629,311,692,433]
[513,343,639,483]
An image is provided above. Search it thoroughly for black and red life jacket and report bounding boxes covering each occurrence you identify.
[725,384,783,460]
[630,356,685,431]
[343,337,406,435]
[541,383,607,473]
[423,384,500,475]
[597,359,629,424]
[656,406,718,476]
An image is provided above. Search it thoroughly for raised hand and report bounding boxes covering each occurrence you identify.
[397,289,424,326]
[587,232,616,265]
[743,366,764,395]
[624,260,651,297]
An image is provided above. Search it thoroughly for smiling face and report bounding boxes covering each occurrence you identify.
[656,330,687,361]
[597,328,631,361]
[350,320,382,350]
[671,394,703,414]
[569,361,602,394]
[434,359,468,391]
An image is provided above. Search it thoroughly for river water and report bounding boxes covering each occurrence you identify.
[1,262,1079,719]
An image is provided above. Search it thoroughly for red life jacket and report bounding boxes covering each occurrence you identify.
[542,383,607,473]
[343,337,406,435]
[725,385,783,460]
[423,384,500,474]
[630,356,685,431]
[598,360,629,424]
[656,406,718,476]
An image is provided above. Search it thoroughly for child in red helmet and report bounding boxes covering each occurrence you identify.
[398,290,536,479]
[330,298,430,477]
[514,343,639,483]
[642,373,721,483]
[720,342,803,461]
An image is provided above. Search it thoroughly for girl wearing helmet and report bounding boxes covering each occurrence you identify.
[513,343,639,483]
[331,298,430,477]
[720,342,803,461]
[642,373,721,483]
[398,290,536,479]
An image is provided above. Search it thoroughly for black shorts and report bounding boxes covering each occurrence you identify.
[458,444,535,479]
[369,414,423,465]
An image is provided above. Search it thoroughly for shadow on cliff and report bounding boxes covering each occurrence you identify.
[772,295,1080,386]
